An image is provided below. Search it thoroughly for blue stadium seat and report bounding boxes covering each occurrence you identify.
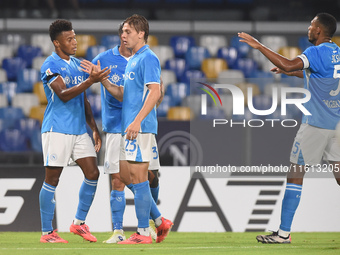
[217,46,239,69]
[0,107,25,129]
[230,35,251,58]
[235,58,258,78]
[14,118,40,137]
[164,58,188,81]
[170,36,196,58]
[185,46,210,70]
[298,36,313,52]
[0,119,5,132]
[17,69,40,92]
[180,69,206,85]
[0,82,19,105]
[165,82,190,106]
[0,128,29,152]
[86,45,107,60]
[157,95,171,117]
[87,94,101,119]
[17,45,43,68]
[30,127,42,152]
[101,35,120,49]
[14,118,42,152]
[2,57,27,81]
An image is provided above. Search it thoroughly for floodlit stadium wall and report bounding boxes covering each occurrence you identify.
[1,166,340,232]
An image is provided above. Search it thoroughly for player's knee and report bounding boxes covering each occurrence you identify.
[45,176,60,187]
[148,170,159,188]
[112,176,125,190]
[85,168,100,180]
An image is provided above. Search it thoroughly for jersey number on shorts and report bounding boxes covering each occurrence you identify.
[125,139,137,152]
[152,146,158,160]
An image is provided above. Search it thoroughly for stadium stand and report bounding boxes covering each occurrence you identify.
[75,34,97,58]
[164,58,188,81]
[11,93,40,117]
[201,58,228,79]
[185,46,210,70]
[199,35,227,57]
[170,36,195,58]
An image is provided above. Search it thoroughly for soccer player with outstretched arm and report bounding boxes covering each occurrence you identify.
[239,12,340,244]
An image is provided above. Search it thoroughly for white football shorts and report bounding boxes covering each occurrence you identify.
[120,133,160,166]
[104,133,160,174]
[290,123,340,166]
[42,132,96,167]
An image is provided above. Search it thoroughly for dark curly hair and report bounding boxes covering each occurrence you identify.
[49,19,73,42]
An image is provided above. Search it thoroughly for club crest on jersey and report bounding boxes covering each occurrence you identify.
[111,73,120,83]
[64,76,71,85]
[131,61,137,67]
[46,68,53,76]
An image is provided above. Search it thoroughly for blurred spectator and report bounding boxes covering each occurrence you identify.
[46,0,86,19]
[17,0,42,18]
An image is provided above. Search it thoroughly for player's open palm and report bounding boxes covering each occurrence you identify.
[238,32,261,49]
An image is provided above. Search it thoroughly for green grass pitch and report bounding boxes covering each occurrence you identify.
[0,232,339,255]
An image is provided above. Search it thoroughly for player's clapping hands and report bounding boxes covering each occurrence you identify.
[81,60,110,83]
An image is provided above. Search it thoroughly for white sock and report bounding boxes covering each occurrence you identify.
[137,227,150,236]
[154,216,162,227]
[114,229,124,234]
[42,231,51,235]
[73,219,85,225]
[278,229,290,238]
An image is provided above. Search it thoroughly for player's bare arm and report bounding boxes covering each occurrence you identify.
[81,59,124,101]
[238,32,304,72]
[271,67,304,78]
[50,64,110,102]
[125,83,161,140]
[84,92,102,152]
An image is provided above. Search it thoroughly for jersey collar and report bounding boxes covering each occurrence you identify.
[112,45,120,56]
[51,51,72,62]
[135,45,149,55]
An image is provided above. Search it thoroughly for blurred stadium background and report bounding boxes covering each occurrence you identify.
[1,0,340,234]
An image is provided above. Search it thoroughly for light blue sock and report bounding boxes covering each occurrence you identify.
[150,186,159,203]
[133,181,152,228]
[39,182,56,232]
[111,190,125,230]
[127,183,135,194]
[279,183,302,232]
[75,178,98,221]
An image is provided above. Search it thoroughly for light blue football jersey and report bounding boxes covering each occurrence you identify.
[41,52,87,135]
[121,45,161,135]
[92,46,127,133]
[299,42,340,130]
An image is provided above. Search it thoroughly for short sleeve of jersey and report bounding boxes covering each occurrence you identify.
[41,61,61,86]
[142,54,161,86]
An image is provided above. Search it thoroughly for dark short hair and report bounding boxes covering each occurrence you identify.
[49,19,73,42]
[118,22,124,37]
[124,14,149,43]
[316,13,337,38]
